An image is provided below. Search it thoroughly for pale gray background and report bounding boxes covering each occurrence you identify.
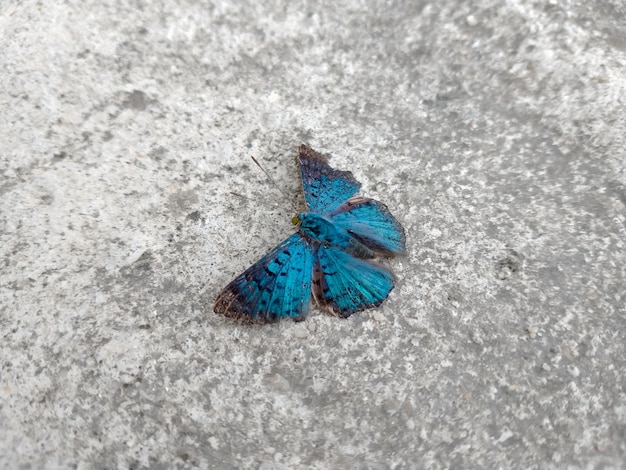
[1,0,625,469]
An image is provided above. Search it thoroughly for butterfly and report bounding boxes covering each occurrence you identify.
[214,144,406,323]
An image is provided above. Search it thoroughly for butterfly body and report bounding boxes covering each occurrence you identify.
[214,145,406,323]
[298,212,353,249]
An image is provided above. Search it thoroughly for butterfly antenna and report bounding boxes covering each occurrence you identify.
[229,190,282,212]
[250,155,299,213]
[229,191,253,201]
[250,156,289,200]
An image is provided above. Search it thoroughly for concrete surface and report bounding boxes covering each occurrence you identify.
[1,0,625,468]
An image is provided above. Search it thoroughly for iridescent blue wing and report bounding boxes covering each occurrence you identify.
[298,144,361,214]
[330,196,406,257]
[312,246,395,317]
[214,234,314,323]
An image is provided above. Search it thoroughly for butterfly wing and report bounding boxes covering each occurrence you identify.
[214,234,314,323]
[298,144,361,214]
[312,246,395,317]
[330,196,406,257]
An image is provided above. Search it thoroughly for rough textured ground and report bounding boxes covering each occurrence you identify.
[1,0,625,468]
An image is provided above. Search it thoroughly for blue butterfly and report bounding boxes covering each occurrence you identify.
[214,144,406,323]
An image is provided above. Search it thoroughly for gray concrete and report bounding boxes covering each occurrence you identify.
[1,0,625,468]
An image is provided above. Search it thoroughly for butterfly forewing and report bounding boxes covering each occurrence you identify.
[297,145,361,214]
[214,234,313,322]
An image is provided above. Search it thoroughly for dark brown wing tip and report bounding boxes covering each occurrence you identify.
[213,288,235,315]
[297,144,329,162]
[213,288,251,321]
[214,288,286,325]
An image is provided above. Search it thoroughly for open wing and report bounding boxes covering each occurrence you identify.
[312,245,395,317]
[214,234,314,323]
[297,145,361,214]
[330,196,406,257]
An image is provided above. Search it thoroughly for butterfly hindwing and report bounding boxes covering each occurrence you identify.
[312,246,395,317]
[214,234,313,323]
[330,196,407,257]
[298,144,361,213]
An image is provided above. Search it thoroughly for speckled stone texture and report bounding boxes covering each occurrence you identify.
[1,1,625,468]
